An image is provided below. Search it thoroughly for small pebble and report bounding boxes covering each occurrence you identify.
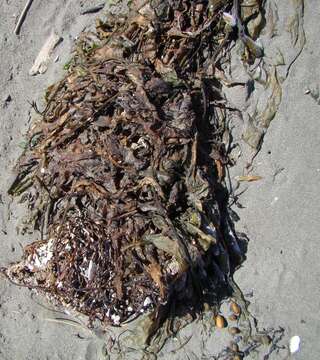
[230,342,239,352]
[233,355,242,360]
[253,334,271,345]
[230,301,241,315]
[228,314,238,321]
[229,327,241,335]
[5,95,12,102]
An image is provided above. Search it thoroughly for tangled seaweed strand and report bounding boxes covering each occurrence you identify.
[4,0,256,339]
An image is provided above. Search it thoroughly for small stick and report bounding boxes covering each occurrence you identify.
[14,0,34,35]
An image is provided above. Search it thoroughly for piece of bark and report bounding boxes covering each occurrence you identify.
[29,32,62,76]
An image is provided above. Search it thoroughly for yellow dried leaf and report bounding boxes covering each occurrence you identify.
[145,262,165,298]
[235,175,262,182]
[215,159,224,181]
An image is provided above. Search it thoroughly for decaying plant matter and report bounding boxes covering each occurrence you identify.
[3,0,271,350]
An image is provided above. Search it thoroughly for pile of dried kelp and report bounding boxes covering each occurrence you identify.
[3,0,266,340]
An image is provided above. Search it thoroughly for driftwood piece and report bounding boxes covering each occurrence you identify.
[29,32,63,76]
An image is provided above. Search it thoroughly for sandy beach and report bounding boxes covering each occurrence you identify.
[0,1,319,359]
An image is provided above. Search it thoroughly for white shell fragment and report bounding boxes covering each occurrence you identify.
[143,297,152,307]
[86,260,96,281]
[289,335,301,354]
[27,239,53,271]
[111,314,121,325]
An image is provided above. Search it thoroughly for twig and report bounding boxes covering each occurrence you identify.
[80,3,105,15]
[14,0,34,35]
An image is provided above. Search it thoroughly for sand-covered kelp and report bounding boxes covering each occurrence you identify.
[226,0,306,153]
[2,0,289,358]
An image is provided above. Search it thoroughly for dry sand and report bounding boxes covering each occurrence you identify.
[0,1,319,359]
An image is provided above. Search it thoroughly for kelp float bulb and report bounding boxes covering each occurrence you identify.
[215,314,227,329]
